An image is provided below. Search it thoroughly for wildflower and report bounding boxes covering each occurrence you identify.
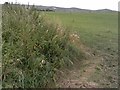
[17,59,20,61]
[41,59,46,65]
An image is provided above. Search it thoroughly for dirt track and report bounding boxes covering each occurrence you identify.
[56,34,118,88]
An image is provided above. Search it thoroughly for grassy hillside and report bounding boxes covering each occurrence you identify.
[2,4,83,88]
[46,12,118,54]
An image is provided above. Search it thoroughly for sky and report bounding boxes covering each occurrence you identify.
[0,0,119,11]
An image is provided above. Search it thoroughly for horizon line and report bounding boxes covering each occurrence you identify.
[0,1,118,11]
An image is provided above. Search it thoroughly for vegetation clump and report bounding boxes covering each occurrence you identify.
[2,4,82,88]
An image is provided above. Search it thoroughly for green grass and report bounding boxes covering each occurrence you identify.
[2,3,118,88]
[45,12,118,88]
[2,4,83,88]
[46,12,118,54]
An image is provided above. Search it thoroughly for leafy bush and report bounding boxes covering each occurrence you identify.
[2,4,83,88]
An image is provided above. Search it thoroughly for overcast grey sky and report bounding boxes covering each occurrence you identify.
[0,0,119,10]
